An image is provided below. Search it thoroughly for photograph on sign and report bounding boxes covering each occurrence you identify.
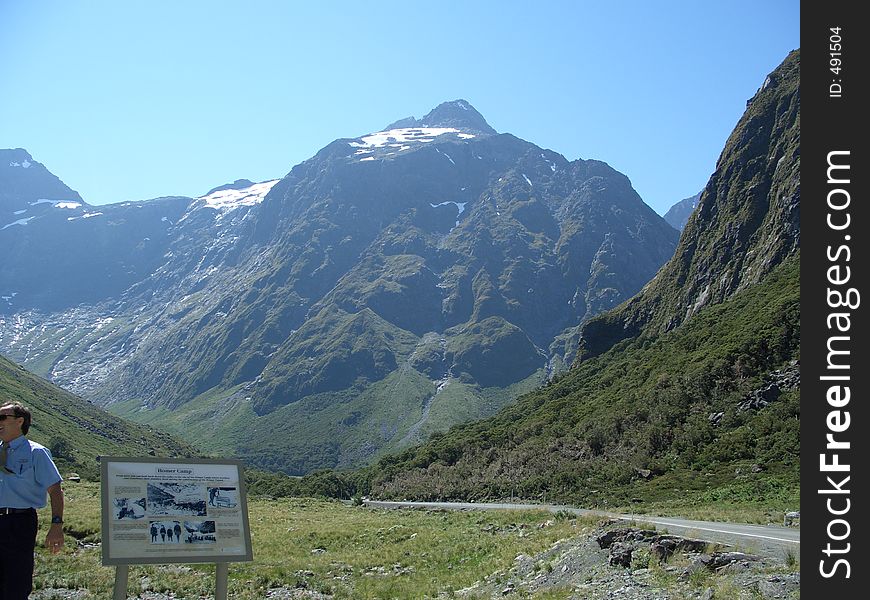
[113,497,146,520]
[101,457,253,565]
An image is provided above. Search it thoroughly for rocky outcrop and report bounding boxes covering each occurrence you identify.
[454,522,796,600]
[737,359,800,412]
[596,527,711,568]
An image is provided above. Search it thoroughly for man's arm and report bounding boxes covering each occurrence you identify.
[45,481,64,553]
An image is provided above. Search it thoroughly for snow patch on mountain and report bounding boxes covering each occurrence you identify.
[435,147,455,165]
[66,212,104,221]
[349,127,475,150]
[2,216,36,230]
[541,153,557,172]
[197,180,280,211]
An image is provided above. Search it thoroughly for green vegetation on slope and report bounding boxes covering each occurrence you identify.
[0,354,197,479]
[362,256,799,511]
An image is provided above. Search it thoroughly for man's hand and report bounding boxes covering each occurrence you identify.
[45,523,64,553]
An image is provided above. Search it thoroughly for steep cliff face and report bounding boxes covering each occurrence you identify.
[578,50,799,360]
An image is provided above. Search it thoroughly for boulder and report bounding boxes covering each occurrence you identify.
[608,542,634,568]
[649,535,708,561]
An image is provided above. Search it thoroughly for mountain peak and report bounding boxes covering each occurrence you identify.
[385,99,496,134]
[1,148,85,211]
[2,148,34,164]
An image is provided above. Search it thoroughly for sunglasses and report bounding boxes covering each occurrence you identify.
[0,414,21,420]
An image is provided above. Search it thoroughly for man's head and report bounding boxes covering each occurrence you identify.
[0,402,30,443]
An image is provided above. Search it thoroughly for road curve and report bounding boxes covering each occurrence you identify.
[363,500,799,559]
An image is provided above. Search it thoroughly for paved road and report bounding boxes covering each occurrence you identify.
[363,500,799,559]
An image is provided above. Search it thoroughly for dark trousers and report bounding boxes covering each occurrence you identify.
[0,510,37,600]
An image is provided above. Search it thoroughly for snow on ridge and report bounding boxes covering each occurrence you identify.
[1,216,36,230]
[8,160,31,168]
[66,212,104,222]
[349,127,475,150]
[523,174,532,187]
[26,199,82,209]
[197,179,280,211]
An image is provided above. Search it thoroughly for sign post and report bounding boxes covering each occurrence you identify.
[100,457,253,599]
[112,564,129,600]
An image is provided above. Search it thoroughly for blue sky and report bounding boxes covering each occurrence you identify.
[0,1,799,215]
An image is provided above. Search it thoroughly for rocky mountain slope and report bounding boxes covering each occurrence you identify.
[363,51,800,509]
[0,101,678,474]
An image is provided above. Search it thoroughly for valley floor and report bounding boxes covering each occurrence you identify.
[32,483,798,599]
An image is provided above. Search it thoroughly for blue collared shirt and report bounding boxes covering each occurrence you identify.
[0,436,63,508]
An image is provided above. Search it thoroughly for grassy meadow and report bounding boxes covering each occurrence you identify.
[35,482,587,599]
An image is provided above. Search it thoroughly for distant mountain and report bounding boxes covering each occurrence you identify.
[1,149,83,215]
[662,192,701,231]
[0,100,679,474]
[364,51,800,509]
[0,354,196,479]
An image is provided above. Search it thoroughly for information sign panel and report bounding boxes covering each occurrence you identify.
[101,457,253,565]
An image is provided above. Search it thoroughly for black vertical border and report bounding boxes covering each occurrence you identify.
[802,1,868,596]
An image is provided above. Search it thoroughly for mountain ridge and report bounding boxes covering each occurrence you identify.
[0,100,679,474]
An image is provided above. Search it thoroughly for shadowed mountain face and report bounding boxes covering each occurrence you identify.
[663,192,701,231]
[0,100,678,474]
[364,52,801,507]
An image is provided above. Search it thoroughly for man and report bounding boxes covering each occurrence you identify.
[0,402,65,599]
